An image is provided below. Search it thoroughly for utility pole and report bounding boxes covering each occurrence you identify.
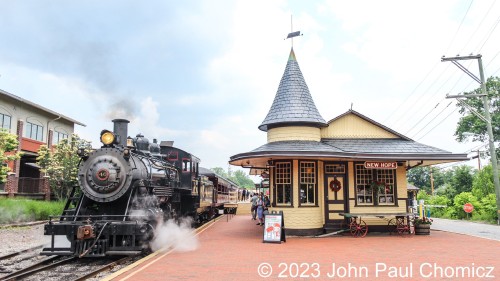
[477,150,481,171]
[442,54,500,225]
[430,167,434,195]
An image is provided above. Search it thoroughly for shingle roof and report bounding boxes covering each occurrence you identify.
[230,138,468,162]
[323,139,449,154]
[258,48,327,131]
[250,140,344,153]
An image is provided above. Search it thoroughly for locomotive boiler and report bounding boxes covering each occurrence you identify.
[41,119,228,257]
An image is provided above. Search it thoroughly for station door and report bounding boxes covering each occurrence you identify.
[323,162,349,232]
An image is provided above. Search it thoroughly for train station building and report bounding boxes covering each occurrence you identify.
[229,48,468,235]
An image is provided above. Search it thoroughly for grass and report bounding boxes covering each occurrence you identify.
[0,198,65,224]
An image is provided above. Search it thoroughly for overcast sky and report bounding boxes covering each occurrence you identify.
[1,0,499,175]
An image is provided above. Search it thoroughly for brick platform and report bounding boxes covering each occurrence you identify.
[104,215,499,281]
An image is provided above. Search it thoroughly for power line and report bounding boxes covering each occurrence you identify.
[411,102,454,139]
[475,14,500,52]
[383,62,440,124]
[462,0,497,52]
[416,106,459,141]
[404,101,442,135]
[445,0,475,54]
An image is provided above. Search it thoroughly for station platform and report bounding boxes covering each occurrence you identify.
[104,215,499,281]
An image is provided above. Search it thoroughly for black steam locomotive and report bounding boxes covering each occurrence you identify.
[41,119,238,257]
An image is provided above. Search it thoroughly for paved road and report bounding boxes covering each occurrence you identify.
[431,217,500,241]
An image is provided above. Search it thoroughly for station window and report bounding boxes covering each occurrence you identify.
[325,164,345,174]
[299,161,316,205]
[25,122,43,142]
[355,163,396,206]
[275,162,292,205]
[52,131,68,145]
[0,113,11,130]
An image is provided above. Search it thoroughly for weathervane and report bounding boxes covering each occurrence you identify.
[285,15,302,47]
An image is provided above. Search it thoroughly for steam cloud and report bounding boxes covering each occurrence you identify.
[105,97,137,120]
[149,217,199,253]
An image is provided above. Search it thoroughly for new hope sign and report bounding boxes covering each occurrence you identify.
[364,162,398,169]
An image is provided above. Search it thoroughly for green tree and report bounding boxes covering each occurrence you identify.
[450,165,475,196]
[472,164,496,198]
[454,76,500,156]
[231,169,255,188]
[37,134,91,200]
[407,167,430,193]
[210,167,255,189]
[210,167,228,178]
[0,129,21,183]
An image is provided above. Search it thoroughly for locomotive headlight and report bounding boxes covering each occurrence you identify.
[101,130,115,145]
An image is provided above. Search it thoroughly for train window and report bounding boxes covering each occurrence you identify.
[182,158,191,172]
[275,161,292,206]
[167,151,178,161]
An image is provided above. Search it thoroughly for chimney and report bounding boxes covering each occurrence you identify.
[112,119,130,147]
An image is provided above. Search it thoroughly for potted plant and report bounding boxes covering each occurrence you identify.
[371,181,385,192]
[414,216,432,235]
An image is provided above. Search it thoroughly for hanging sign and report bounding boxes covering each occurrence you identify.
[364,161,397,169]
[263,211,286,243]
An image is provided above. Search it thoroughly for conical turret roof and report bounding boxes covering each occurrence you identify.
[259,48,327,131]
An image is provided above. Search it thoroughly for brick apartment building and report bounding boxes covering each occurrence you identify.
[0,89,85,199]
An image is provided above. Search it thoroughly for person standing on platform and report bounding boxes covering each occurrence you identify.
[242,189,246,202]
[250,193,258,220]
[256,193,265,226]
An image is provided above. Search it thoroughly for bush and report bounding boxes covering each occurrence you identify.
[473,194,498,223]
[427,195,450,217]
[453,192,480,220]
[0,199,65,224]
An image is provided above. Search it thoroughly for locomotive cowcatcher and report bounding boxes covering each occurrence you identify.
[41,119,220,257]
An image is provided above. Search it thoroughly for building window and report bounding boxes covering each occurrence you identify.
[299,161,316,205]
[325,164,345,174]
[0,113,11,130]
[25,122,43,142]
[376,169,396,205]
[52,131,68,145]
[275,162,292,205]
[355,163,396,206]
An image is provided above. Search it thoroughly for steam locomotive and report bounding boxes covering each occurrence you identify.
[41,119,238,257]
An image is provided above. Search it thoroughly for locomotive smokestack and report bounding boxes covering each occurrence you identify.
[112,119,129,147]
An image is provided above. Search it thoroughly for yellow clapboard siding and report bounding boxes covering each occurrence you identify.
[268,126,321,142]
[329,213,343,220]
[321,113,398,139]
[270,207,323,229]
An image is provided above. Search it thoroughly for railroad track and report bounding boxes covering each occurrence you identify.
[0,214,223,280]
[0,255,134,281]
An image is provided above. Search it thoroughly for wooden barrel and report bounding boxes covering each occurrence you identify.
[414,224,431,235]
